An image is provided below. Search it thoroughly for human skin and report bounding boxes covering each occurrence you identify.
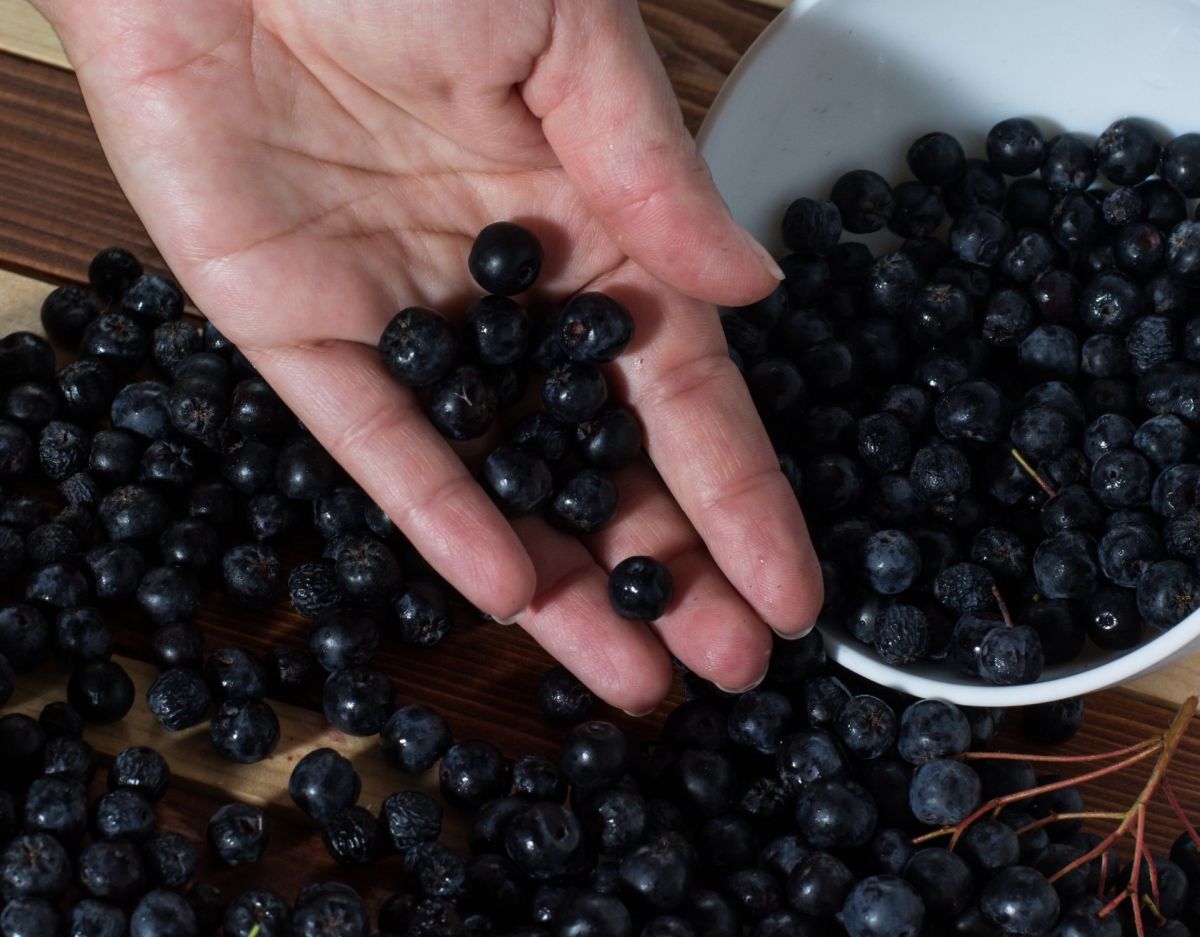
[33,0,822,712]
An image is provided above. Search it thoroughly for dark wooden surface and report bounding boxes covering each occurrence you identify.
[0,0,1197,913]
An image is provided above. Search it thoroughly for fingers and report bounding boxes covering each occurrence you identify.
[250,339,536,620]
[510,515,675,714]
[585,463,773,694]
[521,0,782,308]
[600,265,825,638]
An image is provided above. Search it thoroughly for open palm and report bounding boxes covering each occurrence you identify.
[43,0,822,711]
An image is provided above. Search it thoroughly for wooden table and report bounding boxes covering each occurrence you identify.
[0,0,1197,914]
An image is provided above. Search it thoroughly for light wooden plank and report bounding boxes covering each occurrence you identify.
[6,654,455,830]
[0,0,68,70]
[0,266,54,326]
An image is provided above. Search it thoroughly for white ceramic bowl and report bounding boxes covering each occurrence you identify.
[697,0,1200,705]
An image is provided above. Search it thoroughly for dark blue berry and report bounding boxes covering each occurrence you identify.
[609,556,673,620]
[207,803,267,866]
[381,789,442,853]
[783,197,842,254]
[147,668,210,731]
[560,293,635,364]
[482,445,553,516]
[209,699,279,763]
[987,117,1045,176]
[831,170,894,233]
[543,362,608,424]
[536,666,596,726]
[980,866,1060,936]
[469,222,543,295]
[322,806,381,865]
[440,740,507,808]
[322,667,393,736]
[465,295,531,366]
[1137,559,1200,628]
[68,659,134,724]
[41,285,99,348]
[839,874,924,937]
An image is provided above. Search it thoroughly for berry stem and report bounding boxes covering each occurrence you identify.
[991,585,1014,628]
[920,696,1198,858]
[1012,811,1125,837]
[1052,696,1196,900]
[1162,777,1200,849]
[1010,447,1058,498]
[1141,836,1161,910]
[1131,806,1148,937]
[1141,891,1168,928]
[1098,847,1111,898]
[913,745,1159,848]
[961,736,1158,764]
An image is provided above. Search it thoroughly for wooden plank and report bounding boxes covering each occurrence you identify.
[0,54,166,285]
[6,653,458,837]
[0,0,67,70]
[0,264,52,319]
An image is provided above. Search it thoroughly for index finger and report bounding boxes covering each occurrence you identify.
[251,339,536,621]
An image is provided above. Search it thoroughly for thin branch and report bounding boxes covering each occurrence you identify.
[1014,811,1124,836]
[962,737,1158,764]
[1162,778,1200,850]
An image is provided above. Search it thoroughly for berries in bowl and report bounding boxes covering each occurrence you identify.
[698,0,1200,705]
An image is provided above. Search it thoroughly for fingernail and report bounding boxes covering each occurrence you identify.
[771,622,814,642]
[715,662,770,695]
[622,707,656,718]
[493,613,521,626]
[748,236,785,281]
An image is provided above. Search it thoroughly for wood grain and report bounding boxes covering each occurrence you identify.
[0,54,167,284]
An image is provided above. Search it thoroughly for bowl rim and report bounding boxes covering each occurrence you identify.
[694,0,1200,705]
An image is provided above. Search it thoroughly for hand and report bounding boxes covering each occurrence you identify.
[41,0,822,712]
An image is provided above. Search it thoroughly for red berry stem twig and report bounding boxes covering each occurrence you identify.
[1012,811,1125,837]
[910,744,1160,848]
[1162,777,1200,849]
[960,736,1159,764]
[911,692,1199,934]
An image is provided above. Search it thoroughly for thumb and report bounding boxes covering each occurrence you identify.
[522,0,782,307]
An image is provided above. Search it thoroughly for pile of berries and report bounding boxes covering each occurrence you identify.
[728,117,1200,684]
[2,118,1200,935]
[377,222,673,620]
[6,627,1200,935]
[0,714,285,937]
[0,245,485,761]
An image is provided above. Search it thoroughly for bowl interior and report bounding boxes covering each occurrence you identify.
[697,0,1200,705]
